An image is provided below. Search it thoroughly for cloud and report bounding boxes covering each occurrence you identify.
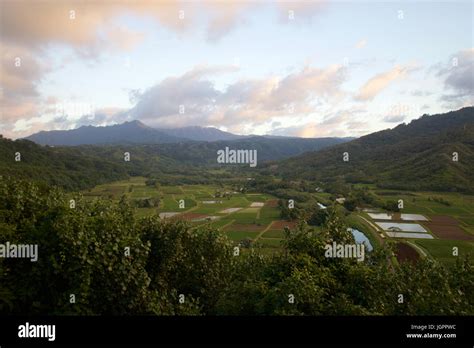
[204,2,255,42]
[0,1,333,137]
[0,1,243,63]
[355,65,411,101]
[127,65,236,127]
[0,2,187,54]
[0,43,49,101]
[105,25,146,52]
[272,122,346,138]
[0,2,148,133]
[126,64,347,131]
[269,64,347,105]
[411,90,432,97]
[321,106,366,126]
[0,1,328,51]
[355,39,367,49]
[0,42,53,129]
[277,1,327,22]
[383,115,405,123]
[73,107,129,128]
[271,106,367,138]
[432,49,474,109]
[3,61,348,137]
[439,93,474,110]
[437,48,474,97]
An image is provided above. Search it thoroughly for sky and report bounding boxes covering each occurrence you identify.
[0,0,473,139]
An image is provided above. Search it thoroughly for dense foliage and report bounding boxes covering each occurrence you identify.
[0,179,472,315]
[0,137,130,191]
[0,134,347,191]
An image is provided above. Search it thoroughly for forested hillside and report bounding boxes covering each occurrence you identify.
[271,107,474,192]
[0,137,130,190]
[0,135,348,190]
[3,107,473,193]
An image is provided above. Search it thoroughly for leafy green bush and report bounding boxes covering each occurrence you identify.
[0,179,472,316]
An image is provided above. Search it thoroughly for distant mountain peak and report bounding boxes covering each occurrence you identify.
[23,120,243,146]
[125,120,148,127]
[24,120,185,146]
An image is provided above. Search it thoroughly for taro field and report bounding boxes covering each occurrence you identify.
[81,177,290,253]
[349,189,474,267]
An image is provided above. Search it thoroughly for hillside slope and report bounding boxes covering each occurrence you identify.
[0,134,349,190]
[270,107,474,192]
[0,137,130,190]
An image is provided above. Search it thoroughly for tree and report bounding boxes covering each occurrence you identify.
[308,208,329,226]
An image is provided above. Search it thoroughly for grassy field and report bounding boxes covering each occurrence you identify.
[414,239,474,266]
[82,178,474,264]
[358,189,474,266]
[82,177,287,252]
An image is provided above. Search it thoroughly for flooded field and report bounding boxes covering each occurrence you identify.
[368,213,393,220]
[376,222,428,233]
[368,213,428,221]
[385,232,434,239]
[400,214,428,221]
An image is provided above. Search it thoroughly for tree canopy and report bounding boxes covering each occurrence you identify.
[0,179,472,315]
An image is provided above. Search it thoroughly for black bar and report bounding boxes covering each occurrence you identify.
[0,316,472,346]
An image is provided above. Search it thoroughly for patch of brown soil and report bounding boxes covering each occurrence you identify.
[395,242,420,264]
[426,215,474,241]
[270,220,298,230]
[177,213,208,221]
[265,199,279,207]
[224,223,265,232]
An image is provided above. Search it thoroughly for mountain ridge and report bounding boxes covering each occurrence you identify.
[2,107,472,192]
[270,106,474,192]
[24,121,186,145]
[23,120,354,146]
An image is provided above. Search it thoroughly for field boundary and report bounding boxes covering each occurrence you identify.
[406,241,428,258]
